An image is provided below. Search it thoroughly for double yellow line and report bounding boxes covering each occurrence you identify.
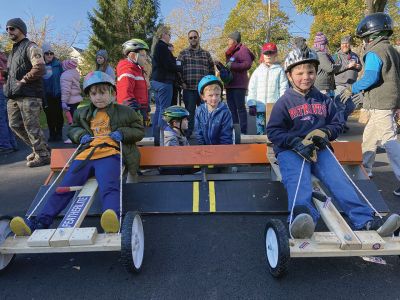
[192,181,216,213]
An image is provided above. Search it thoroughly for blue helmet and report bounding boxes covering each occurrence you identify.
[198,75,223,95]
[83,71,115,94]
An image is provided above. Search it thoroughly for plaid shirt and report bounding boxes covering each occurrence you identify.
[178,47,214,90]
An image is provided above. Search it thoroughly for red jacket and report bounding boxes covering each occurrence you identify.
[116,58,148,109]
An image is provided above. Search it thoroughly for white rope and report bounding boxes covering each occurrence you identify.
[27,144,82,219]
[288,158,306,239]
[326,147,382,219]
[118,141,123,234]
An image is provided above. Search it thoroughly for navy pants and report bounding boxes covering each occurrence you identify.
[38,155,121,226]
[226,88,247,134]
[183,89,202,135]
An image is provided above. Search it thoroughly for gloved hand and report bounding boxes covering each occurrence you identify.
[80,134,92,144]
[109,130,123,142]
[352,93,363,106]
[248,106,257,116]
[61,102,70,111]
[290,137,317,162]
[127,98,140,111]
[305,129,331,150]
[339,87,352,104]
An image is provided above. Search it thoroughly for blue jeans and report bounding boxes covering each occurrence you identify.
[256,112,266,135]
[183,89,202,135]
[151,80,173,136]
[37,155,121,226]
[277,149,373,229]
[226,88,247,134]
[0,87,17,149]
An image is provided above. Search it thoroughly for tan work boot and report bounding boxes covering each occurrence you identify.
[26,155,50,168]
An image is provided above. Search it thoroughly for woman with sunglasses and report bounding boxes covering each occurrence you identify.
[42,42,64,142]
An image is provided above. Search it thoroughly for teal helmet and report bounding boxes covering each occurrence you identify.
[198,75,223,95]
[83,71,115,94]
[162,106,190,123]
[122,38,150,56]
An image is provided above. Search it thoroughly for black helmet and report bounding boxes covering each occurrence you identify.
[162,106,189,123]
[356,13,393,38]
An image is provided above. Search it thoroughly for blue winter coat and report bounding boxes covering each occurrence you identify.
[194,101,233,145]
[43,58,63,98]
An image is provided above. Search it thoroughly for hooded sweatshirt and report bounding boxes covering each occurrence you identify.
[60,61,82,105]
[266,87,343,155]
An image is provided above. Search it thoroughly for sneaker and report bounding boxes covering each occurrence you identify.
[26,152,35,161]
[64,138,72,144]
[26,155,50,168]
[393,187,400,197]
[364,214,400,237]
[100,209,120,233]
[10,217,35,236]
[289,213,315,239]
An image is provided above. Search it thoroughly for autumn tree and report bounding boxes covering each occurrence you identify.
[222,0,292,67]
[166,0,222,58]
[84,0,160,71]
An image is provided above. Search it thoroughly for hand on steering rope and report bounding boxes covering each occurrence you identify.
[290,137,317,162]
[80,134,92,144]
[339,87,352,104]
[305,128,331,150]
[110,130,123,142]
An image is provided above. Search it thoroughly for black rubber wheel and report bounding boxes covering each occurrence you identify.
[233,124,241,144]
[0,216,16,273]
[121,211,144,273]
[264,219,290,278]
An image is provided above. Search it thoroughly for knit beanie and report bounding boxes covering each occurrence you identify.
[293,36,307,51]
[42,42,53,54]
[62,59,78,71]
[96,49,108,60]
[341,35,353,44]
[228,31,241,43]
[313,32,328,52]
[6,18,27,36]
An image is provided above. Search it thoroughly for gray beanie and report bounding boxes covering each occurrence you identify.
[6,18,27,36]
[228,31,241,43]
[293,36,307,51]
[96,49,108,60]
[341,35,353,44]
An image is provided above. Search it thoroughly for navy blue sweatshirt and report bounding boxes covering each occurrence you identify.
[266,87,343,155]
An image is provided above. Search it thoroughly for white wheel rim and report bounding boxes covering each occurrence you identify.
[266,227,279,268]
[131,214,144,269]
[0,220,14,270]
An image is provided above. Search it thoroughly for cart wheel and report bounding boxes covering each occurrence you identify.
[0,216,15,272]
[264,219,290,278]
[121,211,144,273]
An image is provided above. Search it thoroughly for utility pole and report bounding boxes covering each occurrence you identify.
[266,0,272,42]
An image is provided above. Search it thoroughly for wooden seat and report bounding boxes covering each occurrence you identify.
[50,142,363,171]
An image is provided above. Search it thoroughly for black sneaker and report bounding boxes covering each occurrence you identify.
[364,214,400,237]
[393,187,400,197]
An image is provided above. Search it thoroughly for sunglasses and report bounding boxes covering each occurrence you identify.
[6,26,16,32]
[44,52,54,56]
[263,51,277,55]
[189,36,198,40]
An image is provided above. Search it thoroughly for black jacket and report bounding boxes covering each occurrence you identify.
[151,40,179,83]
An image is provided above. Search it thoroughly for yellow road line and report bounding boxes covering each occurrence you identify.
[209,181,216,212]
[193,182,199,212]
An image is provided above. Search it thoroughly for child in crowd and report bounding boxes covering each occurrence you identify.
[266,47,400,239]
[247,42,288,135]
[194,75,233,145]
[162,105,190,146]
[10,71,144,235]
[96,49,115,80]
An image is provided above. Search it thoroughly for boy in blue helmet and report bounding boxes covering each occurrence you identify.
[194,75,233,145]
[266,47,400,239]
[10,71,145,236]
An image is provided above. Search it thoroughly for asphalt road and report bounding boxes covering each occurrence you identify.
[1,115,400,300]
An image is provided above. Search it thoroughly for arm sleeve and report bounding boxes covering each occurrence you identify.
[118,109,145,143]
[207,52,215,75]
[116,63,137,104]
[23,44,45,82]
[318,52,345,74]
[60,73,72,103]
[157,45,178,72]
[247,68,258,102]
[279,70,289,96]
[324,98,344,140]
[229,49,253,72]
[219,111,234,145]
[68,111,91,143]
[194,109,205,145]
[352,52,382,94]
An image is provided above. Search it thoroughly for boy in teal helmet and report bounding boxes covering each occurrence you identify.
[195,75,233,145]
[10,71,145,236]
[162,105,190,146]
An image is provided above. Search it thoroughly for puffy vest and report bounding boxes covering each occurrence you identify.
[363,37,400,110]
[3,38,43,99]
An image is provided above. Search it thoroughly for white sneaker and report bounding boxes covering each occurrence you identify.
[64,138,72,144]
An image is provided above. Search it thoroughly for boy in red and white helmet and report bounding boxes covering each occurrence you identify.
[247,42,288,135]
